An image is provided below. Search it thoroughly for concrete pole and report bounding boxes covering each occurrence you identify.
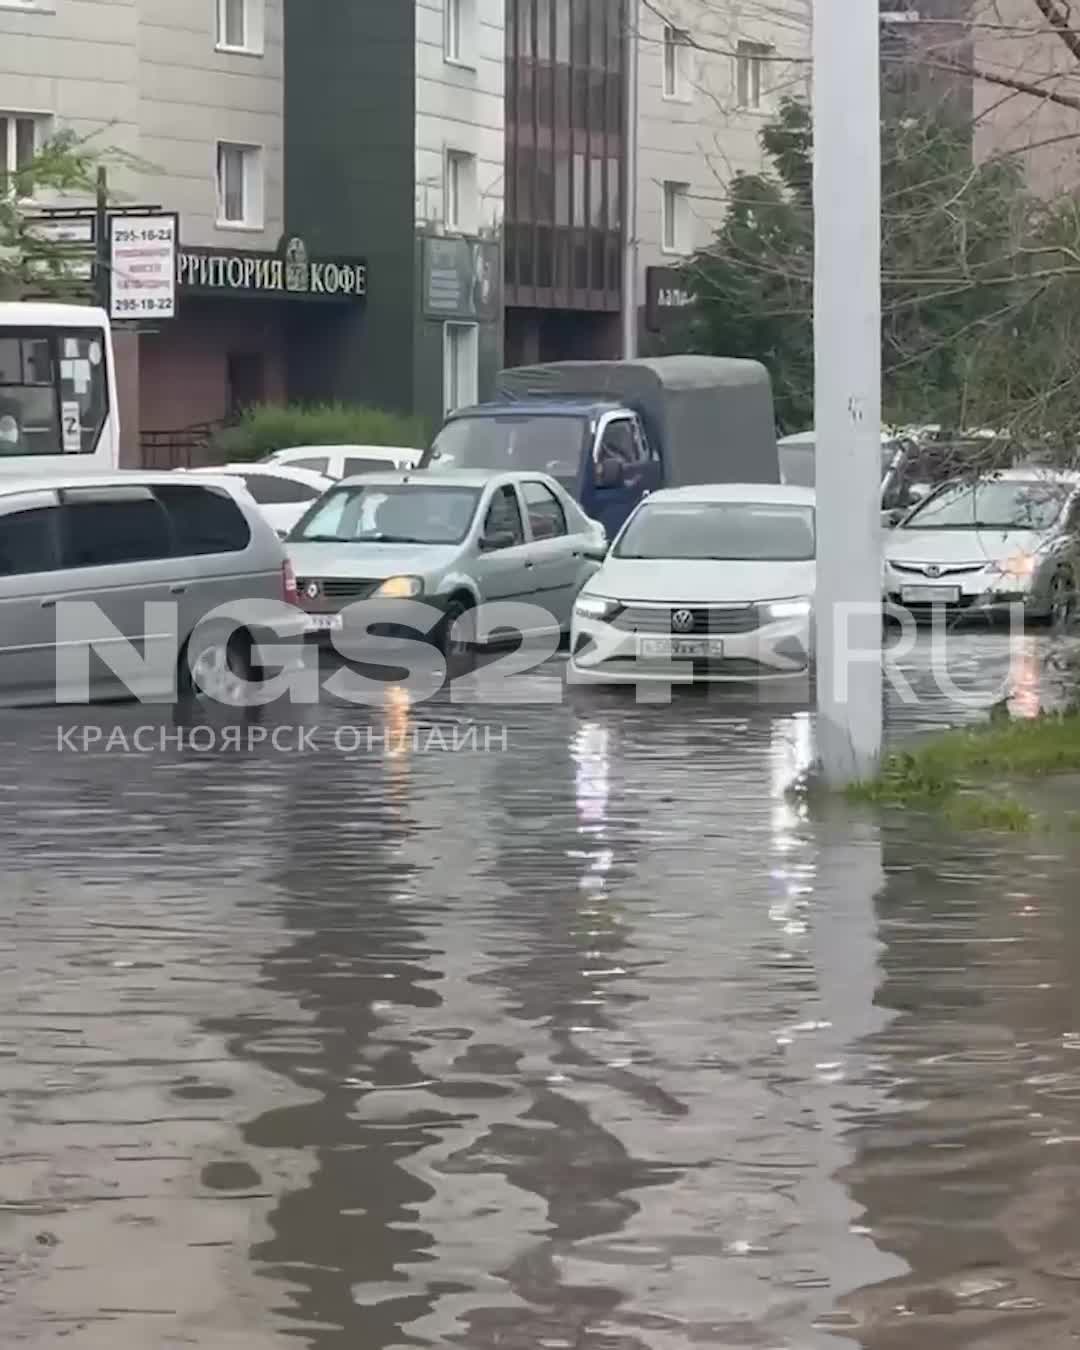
[620,0,640,360]
[813,0,883,785]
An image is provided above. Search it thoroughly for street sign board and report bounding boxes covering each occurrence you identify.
[108,213,178,320]
[23,216,95,284]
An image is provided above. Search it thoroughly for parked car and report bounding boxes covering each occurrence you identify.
[180,463,334,537]
[0,472,308,707]
[570,484,815,684]
[778,430,924,520]
[422,356,780,539]
[260,444,423,479]
[285,469,607,659]
[882,468,1080,622]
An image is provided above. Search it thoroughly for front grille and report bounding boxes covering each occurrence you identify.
[890,562,985,578]
[297,577,379,602]
[612,604,761,635]
[589,655,797,678]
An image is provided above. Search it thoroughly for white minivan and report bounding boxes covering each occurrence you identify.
[0,472,308,706]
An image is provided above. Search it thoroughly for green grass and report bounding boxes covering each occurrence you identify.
[842,711,1080,831]
[209,402,431,462]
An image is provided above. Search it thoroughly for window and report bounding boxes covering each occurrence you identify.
[483,485,526,546]
[736,41,772,110]
[445,149,478,233]
[598,417,645,469]
[343,456,391,478]
[445,0,477,66]
[60,493,172,569]
[443,322,478,415]
[0,506,61,577]
[663,26,691,100]
[239,474,321,505]
[285,456,330,474]
[1,114,45,191]
[216,0,265,53]
[216,142,263,228]
[662,181,690,254]
[522,481,568,540]
[294,485,481,546]
[155,484,251,556]
[0,328,109,457]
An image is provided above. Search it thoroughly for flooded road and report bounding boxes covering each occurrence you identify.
[3,631,1080,1347]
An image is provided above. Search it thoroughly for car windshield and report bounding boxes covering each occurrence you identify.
[615,501,816,561]
[429,414,585,481]
[290,484,481,545]
[903,478,1070,531]
[779,440,899,489]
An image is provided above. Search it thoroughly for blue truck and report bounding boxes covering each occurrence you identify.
[421,356,780,539]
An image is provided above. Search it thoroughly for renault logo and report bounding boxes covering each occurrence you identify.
[672,609,696,633]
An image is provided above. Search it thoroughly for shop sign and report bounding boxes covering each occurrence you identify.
[645,265,694,332]
[109,213,179,320]
[422,236,501,322]
[177,237,367,301]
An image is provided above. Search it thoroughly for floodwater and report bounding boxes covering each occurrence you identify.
[3,631,1080,1347]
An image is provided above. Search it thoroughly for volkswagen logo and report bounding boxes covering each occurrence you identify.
[305,581,320,600]
[923,564,943,579]
[671,609,696,634]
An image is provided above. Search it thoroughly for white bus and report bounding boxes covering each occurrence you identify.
[0,302,119,474]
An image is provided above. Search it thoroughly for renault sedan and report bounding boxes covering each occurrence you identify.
[570,484,815,684]
[286,469,606,659]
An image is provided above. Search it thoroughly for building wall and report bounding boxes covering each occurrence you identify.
[971,0,1080,195]
[137,0,285,251]
[635,0,810,284]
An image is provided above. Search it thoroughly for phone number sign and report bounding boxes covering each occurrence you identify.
[108,213,178,320]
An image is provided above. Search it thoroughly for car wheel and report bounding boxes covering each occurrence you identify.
[179,625,255,705]
[438,598,476,677]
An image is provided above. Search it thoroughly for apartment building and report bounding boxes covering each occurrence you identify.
[633,0,810,350]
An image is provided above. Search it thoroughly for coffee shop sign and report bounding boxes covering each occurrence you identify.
[177,238,367,299]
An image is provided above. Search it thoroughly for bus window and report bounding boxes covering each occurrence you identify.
[0,327,109,459]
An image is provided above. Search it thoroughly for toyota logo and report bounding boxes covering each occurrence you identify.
[305,581,320,600]
[671,609,696,634]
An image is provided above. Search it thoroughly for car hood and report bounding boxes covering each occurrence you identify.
[285,541,460,578]
[586,557,815,604]
[887,528,1045,567]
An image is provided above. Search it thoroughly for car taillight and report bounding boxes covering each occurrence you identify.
[282,558,300,605]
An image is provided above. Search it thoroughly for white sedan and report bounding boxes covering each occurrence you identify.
[259,444,423,479]
[569,484,815,683]
[182,463,334,537]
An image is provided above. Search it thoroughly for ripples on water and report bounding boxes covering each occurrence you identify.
[2,637,1080,1347]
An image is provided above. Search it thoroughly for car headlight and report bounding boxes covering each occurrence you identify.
[375,575,424,599]
[575,594,618,620]
[764,597,812,621]
[998,552,1036,580]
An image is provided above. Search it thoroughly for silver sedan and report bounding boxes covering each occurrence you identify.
[286,468,607,660]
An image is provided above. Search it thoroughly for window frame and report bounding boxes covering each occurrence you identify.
[662,25,691,102]
[482,483,527,548]
[215,140,265,231]
[0,495,63,579]
[57,487,174,571]
[661,180,690,255]
[444,147,478,234]
[521,480,569,542]
[1,112,49,198]
[444,0,477,69]
[735,40,772,111]
[216,0,265,56]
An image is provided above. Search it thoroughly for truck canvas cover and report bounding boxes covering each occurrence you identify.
[495,356,779,487]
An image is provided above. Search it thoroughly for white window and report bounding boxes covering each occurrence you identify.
[444,0,477,66]
[736,41,772,110]
[216,142,264,228]
[444,322,478,415]
[661,181,690,254]
[445,149,478,234]
[216,0,265,54]
[0,114,46,187]
[662,25,691,100]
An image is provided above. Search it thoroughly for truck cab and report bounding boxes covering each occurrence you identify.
[424,399,664,538]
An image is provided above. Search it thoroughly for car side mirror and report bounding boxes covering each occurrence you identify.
[480,528,516,552]
[584,541,609,562]
[595,457,624,488]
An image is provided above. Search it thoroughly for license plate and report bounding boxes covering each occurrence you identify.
[900,585,960,605]
[305,614,343,633]
[639,637,724,659]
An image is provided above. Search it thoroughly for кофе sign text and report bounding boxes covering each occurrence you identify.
[177,237,367,301]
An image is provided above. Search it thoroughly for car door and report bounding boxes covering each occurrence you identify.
[469,483,534,612]
[518,479,581,630]
[0,491,64,704]
[52,485,180,702]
